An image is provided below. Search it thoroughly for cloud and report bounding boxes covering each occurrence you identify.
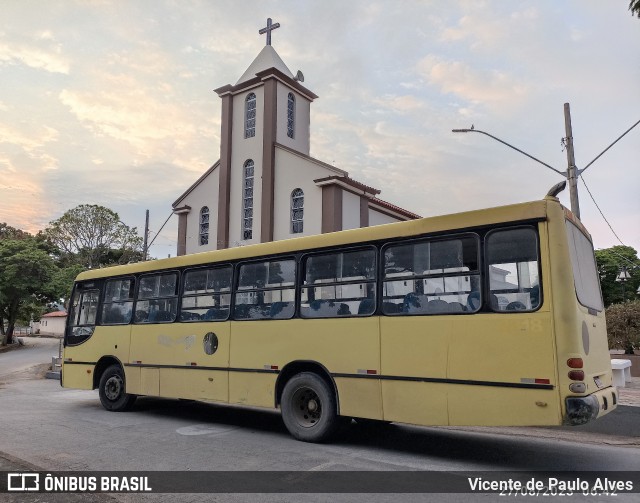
[104,47,174,76]
[440,6,540,50]
[0,42,70,74]
[372,94,424,114]
[0,0,637,255]
[55,42,219,174]
[59,83,195,151]
[0,158,47,233]
[416,55,529,106]
[0,155,18,176]
[0,123,59,159]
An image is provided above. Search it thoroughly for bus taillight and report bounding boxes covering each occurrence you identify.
[568,370,585,381]
[567,358,583,368]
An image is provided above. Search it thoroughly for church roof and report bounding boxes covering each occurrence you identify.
[236,45,294,86]
[314,175,421,220]
[369,197,421,220]
[172,161,220,208]
[314,175,381,196]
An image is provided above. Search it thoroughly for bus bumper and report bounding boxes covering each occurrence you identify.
[564,386,617,425]
[60,363,95,390]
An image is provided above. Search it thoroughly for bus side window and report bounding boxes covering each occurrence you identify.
[486,227,541,312]
[135,272,179,323]
[101,278,134,325]
[382,236,480,315]
[234,259,296,320]
[181,266,232,322]
[300,248,376,318]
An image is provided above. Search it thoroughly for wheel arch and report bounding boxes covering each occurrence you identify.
[275,360,340,414]
[93,356,125,389]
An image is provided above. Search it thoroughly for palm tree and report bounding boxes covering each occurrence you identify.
[631,0,640,18]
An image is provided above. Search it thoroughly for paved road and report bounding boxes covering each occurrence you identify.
[0,337,60,379]
[1,342,639,503]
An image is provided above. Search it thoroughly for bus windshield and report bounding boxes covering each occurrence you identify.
[565,220,603,312]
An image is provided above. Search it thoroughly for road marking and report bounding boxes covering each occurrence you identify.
[176,424,236,437]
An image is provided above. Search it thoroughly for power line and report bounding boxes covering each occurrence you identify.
[580,117,640,175]
[597,244,640,271]
[579,175,626,246]
[147,212,174,249]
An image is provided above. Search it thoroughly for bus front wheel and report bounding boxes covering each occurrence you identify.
[98,364,136,412]
[281,372,338,443]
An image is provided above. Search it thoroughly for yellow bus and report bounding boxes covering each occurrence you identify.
[62,194,616,442]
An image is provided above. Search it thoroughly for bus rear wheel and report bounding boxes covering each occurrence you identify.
[281,372,338,443]
[98,364,136,412]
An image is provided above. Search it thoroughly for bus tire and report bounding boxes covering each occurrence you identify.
[281,372,338,443]
[98,364,136,412]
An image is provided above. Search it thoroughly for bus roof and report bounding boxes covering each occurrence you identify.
[75,198,551,281]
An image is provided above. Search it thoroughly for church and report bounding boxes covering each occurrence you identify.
[172,19,419,256]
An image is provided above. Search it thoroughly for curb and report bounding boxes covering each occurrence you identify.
[46,371,61,380]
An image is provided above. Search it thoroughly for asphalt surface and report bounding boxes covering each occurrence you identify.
[1,337,639,503]
[2,336,640,442]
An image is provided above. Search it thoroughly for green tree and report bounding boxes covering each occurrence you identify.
[595,246,640,306]
[606,300,640,352]
[45,205,143,269]
[50,263,86,307]
[0,223,30,241]
[630,0,640,18]
[0,239,59,345]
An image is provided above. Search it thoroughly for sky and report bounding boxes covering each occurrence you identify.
[1,0,639,260]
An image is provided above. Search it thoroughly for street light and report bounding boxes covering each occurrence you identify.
[450,128,567,177]
[453,106,640,221]
[616,267,631,302]
[451,127,579,216]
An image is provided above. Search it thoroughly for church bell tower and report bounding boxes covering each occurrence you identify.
[213,18,318,249]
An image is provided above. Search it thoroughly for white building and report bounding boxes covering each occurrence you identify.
[38,311,67,337]
[173,20,419,256]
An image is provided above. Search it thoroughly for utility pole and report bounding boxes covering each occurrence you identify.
[453,108,639,223]
[143,209,149,261]
[563,103,580,219]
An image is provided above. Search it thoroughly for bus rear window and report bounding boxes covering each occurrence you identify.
[566,221,603,312]
[486,227,541,312]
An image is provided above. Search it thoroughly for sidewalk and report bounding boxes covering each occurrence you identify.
[617,376,640,407]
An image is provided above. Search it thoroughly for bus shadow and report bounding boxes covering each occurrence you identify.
[338,422,640,470]
[129,397,624,470]
[133,396,286,435]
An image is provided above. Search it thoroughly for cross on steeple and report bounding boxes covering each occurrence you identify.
[259,17,280,46]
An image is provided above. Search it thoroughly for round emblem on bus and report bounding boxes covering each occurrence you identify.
[203,332,219,355]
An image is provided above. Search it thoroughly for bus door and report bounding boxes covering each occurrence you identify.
[63,280,104,389]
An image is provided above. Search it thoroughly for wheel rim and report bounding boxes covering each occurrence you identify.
[104,375,123,401]
[291,386,322,428]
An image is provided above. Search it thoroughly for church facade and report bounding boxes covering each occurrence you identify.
[172,21,419,256]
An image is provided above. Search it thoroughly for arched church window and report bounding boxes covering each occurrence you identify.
[245,93,256,139]
[199,206,209,246]
[243,160,254,240]
[287,93,295,139]
[291,188,304,234]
